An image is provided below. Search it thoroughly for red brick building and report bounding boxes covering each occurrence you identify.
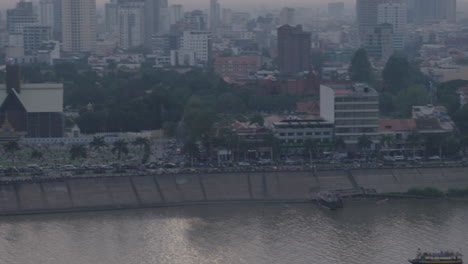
[214,56,260,80]
[252,72,320,96]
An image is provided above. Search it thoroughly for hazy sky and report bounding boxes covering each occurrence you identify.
[1,0,356,10]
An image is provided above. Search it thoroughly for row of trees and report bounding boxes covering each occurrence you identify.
[1,136,152,166]
[349,49,431,118]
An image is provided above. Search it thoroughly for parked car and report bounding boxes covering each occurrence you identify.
[393,156,405,161]
[428,155,441,161]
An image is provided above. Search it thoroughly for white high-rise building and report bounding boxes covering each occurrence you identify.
[377,1,407,50]
[180,30,211,65]
[209,0,220,30]
[39,0,54,31]
[320,83,380,147]
[169,4,183,25]
[144,0,169,47]
[62,0,96,52]
[7,1,37,34]
[118,0,145,49]
[280,7,295,26]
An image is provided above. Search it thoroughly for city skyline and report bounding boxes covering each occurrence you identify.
[0,0,357,10]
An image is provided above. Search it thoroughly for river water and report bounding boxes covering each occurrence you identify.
[0,200,467,264]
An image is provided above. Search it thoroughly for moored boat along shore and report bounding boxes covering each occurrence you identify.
[0,166,468,216]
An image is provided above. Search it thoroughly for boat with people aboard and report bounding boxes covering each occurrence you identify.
[408,250,463,264]
[316,191,343,210]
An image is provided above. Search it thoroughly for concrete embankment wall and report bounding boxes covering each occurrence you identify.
[0,167,467,215]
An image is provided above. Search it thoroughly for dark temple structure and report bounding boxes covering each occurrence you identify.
[0,65,64,138]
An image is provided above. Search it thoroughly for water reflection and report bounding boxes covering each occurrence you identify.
[0,201,467,264]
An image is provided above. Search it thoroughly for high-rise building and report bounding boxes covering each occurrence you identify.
[23,25,51,51]
[105,0,118,33]
[363,23,394,62]
[184,10,207,31]
[53,0,62,41]
[39,0,55,32]
[280,7,295,26]
[209,0,220,30]
[377,1,407,50]
[145,0,169,47]
[6,1,37,34]
[412,0,456,24]
[356,0,382,43]
[118,0,145,49]
[169,4,183,25]
[62,0,96,52]
[328,2,345,19]
[180,30,211,64]
[277,24,311,75]
[320,83,380,146]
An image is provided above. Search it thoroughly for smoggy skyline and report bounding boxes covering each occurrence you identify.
[1,0,356,10]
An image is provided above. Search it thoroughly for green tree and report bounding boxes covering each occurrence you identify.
[4,141,20,154]
[358,134,372,152]
[453,104,468,135]
[382,55,412,93]
[183,138,199,166]
[249,113,264,126]
[395,85,429,117]
[349,48,373,83]
[333,137,346,152]
[89,136,107,151]
[406,132,422,158]
[70,144,87,160]
[112,140,129,160]
[133,137,150,150]
[184,96,217,139]
[304,139,319,164]
[4,141,21,165]
[263,131,280,161]
[30,149,43,160]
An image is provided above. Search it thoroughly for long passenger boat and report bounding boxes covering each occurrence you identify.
[408,250,463,264]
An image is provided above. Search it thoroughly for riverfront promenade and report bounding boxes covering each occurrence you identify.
[0,166,467,215]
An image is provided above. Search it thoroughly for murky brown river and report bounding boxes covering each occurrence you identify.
[1,200,467,264]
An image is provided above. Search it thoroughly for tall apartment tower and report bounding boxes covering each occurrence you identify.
[413,0,456,24]
[53,0,62,41]
[280,7,295,26]
[118,0,145,49]
[104,0,118,33]
[62,0,96,52]
[209,0,220,30]
[169,4,184,25]
[6,1,37,34]
[144,0,169,47]
[356,0,381,43]
[277,24,311,75]
[377,1,407,50]
[39,0,55,31]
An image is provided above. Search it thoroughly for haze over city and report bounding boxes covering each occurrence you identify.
[1,0,468,263]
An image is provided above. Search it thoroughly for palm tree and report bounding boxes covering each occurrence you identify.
[263,131,279,161]
[183,138,199,167]
[112,140,129,160]
[379,134,394,149]
[304,139,319,164]
[333,137,346,152]
[30,149,43,160]
[4,141,21,166]
[89,136,107,151]
[132,137,149,150]
[70,144,87,160]
[358,134,372,154]
[406,132,421,158]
